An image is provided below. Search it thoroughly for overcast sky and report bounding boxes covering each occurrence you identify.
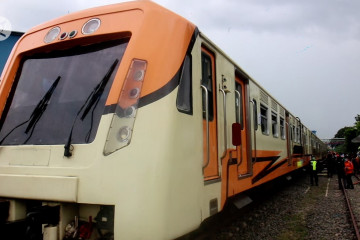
[1,0,359,139]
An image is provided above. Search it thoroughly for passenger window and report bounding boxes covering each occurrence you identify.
[176,54,192,114]
[201,51,214,121]
[235,83,243,126]
[280,117,285,139]
[272,112,278,137]
[296,126,300,143]
[260,104,268,135]
[292,125,296,142]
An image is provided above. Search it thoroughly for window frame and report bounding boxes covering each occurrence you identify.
[271,111,278,138]
[176,54,193,114]
[201,51,215,121]
[235,82,243,127]
[260,104,269,135]
[280,117,286,140]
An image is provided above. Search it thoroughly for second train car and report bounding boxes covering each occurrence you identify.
[0,1,327,239]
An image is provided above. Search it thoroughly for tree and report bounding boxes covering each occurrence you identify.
[332,115,360,154]
[355,121,360,136]
[344,127,358,153]
[334,127,353,138]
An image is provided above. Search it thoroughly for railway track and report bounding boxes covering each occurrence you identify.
[177,171,311,240]
[178,170,360,240]
[343,174,360,240]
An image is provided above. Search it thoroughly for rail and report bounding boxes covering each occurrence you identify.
[341,177,360,240]
[219,88,227,159]
[250,100,257,163]
[201,85,210,170]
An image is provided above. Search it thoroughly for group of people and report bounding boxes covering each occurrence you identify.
[309,151,360,189]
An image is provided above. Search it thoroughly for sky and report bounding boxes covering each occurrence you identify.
[1,0,360,139]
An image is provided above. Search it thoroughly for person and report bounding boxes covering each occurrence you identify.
[309,156,318,186]
[354,154,360,175]
[344,156,354,189]
[326,152,334,178]
[335,154,344,189]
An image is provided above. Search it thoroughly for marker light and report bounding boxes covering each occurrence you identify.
[129,88,140,99]
[69,30,77,38]
[124,106,136,118]
[82,18,101,35]
[134,70,145,81]
[104,59,147,155]
[117,126,132,142]
[44,27,60,43]
[59,32,68,40]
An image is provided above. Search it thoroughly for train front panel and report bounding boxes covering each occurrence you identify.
[0,2,204,239]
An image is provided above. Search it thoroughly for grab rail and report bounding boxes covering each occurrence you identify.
[201,85,210,170]
[250,100,257,163]
[219,88,228,159]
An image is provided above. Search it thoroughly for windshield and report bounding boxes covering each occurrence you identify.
[0,39,128,145]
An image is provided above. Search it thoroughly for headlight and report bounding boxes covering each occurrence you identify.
[82,18,101,35]
[44,27,61,43]
[104,59,147,155]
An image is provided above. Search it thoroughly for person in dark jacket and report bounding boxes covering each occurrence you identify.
[326,152,334,178]
[335,154,345,189]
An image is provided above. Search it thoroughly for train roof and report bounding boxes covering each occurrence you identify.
[27,1,194,34]
[19,1,321,140]
[9,1,196,107]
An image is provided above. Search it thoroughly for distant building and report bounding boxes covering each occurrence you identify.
[0,31,23,75]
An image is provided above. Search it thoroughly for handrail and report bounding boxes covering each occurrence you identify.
[201,85,210,170]
[234,90,243,168]
[219,88,227,159]
[250,100,257,163]
[286,122,292,165]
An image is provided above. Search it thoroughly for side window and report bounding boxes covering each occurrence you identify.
[292,125,296,142]
[260,104,268,135]
[235,83,243,126]
[280,117,285,139]
[201,51,214,121]
[176,54,193,114]
[272,112,278,137]
[296,125,300,143]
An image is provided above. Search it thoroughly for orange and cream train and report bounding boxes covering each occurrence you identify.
[0,1,327,239]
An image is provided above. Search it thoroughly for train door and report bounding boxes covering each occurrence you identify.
[235,75,250,176]
[201,47,219,180]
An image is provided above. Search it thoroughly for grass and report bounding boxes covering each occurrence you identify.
[276,182,327,240]
[277,213,308,240]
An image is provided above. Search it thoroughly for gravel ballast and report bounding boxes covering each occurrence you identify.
[190,169,358,240]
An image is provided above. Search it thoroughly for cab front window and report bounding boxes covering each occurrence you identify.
[0,39,128,145]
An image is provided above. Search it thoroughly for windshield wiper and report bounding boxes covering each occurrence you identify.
[24,76,61,140]
[0,76,61,145]
[64,59,119,157]
[80,59,119,121]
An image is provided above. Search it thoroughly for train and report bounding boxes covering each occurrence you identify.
[0,31,23,73]
[0,1,327,239]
